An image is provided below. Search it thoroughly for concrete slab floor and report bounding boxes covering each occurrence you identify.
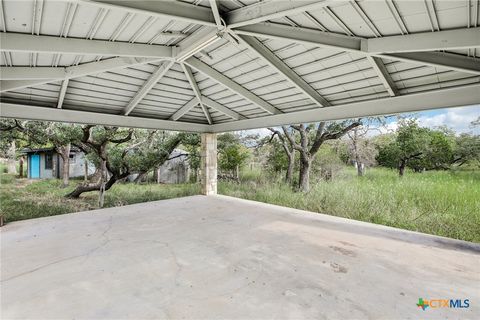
[1,195,479,319]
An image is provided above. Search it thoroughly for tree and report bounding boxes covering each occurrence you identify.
[267,127,295,183]
[416,127,455,170]
[23,122,79,187]
[347,125,378,176]
[453,133,480,166]
[376,120,431,176]
[272,120,361,192]
[66,126,186,205]
[0,120,80,184]
[311,142,344,181]
[218,133,250,179]
[0,120,25,175]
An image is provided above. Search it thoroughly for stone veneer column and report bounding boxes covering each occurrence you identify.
[200,133,217,195]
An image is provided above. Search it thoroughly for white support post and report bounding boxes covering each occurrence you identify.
[200,133,217,195]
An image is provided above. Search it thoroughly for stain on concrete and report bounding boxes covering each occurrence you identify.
[330,262,348,273]
[339,241,357,247]
[329,245,357,257]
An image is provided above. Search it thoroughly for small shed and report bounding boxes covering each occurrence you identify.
[157,149,190,184]
[23,147,94,179]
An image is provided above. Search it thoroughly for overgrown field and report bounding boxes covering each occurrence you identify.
[0,174,199,222]
[1,167,479,242]
[219,167,480,243]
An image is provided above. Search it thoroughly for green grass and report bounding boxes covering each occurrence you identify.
[2,166,479,242]
[0,176,200,222]
[219,167,480,243]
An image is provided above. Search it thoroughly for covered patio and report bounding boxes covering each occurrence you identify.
[1,0,479,196]
[1,0,479,318]
[2,195,479,319]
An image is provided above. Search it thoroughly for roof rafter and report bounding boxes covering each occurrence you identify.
[381,51,480,75]
[170,97,199,121]
[0,80,53,93]
[233,22,362,52]
[348,2,398,96]
[1,103,209,133]
[177,63,247,122]
[181,63,212,124]
[366,56,398,96]
[0,32,173,59]
[225,0,343,28]
[124,61,175,116]
[200,96,246,121]
[232,23,480,75]
[184,57,282,115]
[0,57,159,92]
[83,0,216,27]
[208,0,223,29]
[364,27,480,53]
[238,34,331,107]
[210,84,480,132]
[56,79,69,109]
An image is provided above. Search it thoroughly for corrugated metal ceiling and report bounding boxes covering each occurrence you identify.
[0,0,479,132]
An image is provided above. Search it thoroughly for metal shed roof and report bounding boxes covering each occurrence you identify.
[0,0,479,132]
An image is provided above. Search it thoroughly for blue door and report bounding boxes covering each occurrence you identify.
[30,154,40,178]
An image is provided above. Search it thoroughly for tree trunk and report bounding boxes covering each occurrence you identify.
[356,159,364,177]
[398,160,406,177]
[134,171,147,183]
[98,159,107,207]
[298,153,311,192]
[56,144,71,187]
[155,167,160,184]
[285,152,295,184]
[84,159,88,181]
[65,172,124,199]
[6,140,17,175]
[18,156,24,178]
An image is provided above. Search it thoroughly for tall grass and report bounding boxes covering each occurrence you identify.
[0,177,199,222]
[219,167,480,243]
[2,167,479,242]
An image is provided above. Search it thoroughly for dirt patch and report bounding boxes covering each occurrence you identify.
[14,179,35,189]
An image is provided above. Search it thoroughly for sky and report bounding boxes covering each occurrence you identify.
[239,104,480,137]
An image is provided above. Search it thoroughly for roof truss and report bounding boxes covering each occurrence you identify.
[0,32,173,59]
[225,0,340,28]
[231,23,480,75]
[83,0,216,27]
[210,84,480,132]
[184,57,282,115]
[3,84,477,132]
[0,57,159,92]
[1,0,479,131]
[237,34,331,107]
[181,63,212,124]
[124,61,175,116]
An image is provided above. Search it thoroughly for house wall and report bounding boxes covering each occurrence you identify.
[58,152,95,178]
[27,151,95,179]
[157,150,190,184]
[40,153,54,179]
